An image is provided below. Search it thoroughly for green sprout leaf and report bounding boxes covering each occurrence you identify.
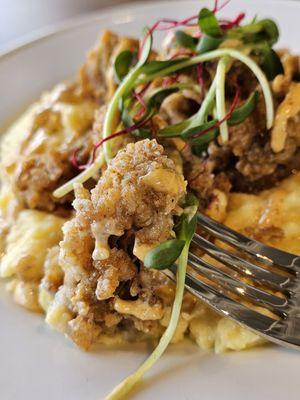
[252,19,279,45]
[228,18,279,46]
[191,129,218,155]
[228,91,259,125]
[105,191,199,399]
[144,86,179,116]
[145,193,199,272]
[102,28,153,160]
[137,27,153,67]
[181,120,218,141]
[141,59,187,75]
[259,19,280,45]
[158,74,217,138]
[175,193,199,243]
[198,8,223,37]
[181,122,219,155]
[196,34,223,53]
[120,85,183,139]
[158,119,191,137]
[114,50,135,83]
[259,47,284,80]
[121,104,151,138]
[175,30,197,49]
[184,192,199,208]
[183,127,219,153]
[177,212,197,245]
[144,239,185,270]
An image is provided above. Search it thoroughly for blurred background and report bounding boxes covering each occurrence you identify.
[0,0,142,51]
[1,0,298,52]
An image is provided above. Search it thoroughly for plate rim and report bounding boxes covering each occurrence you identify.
[1,1,300,399]
[0,0,299,59]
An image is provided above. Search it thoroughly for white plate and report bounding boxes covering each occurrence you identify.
[0,1,300,399]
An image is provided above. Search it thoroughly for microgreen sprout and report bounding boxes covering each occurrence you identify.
[53,154,105,198]
[72,117,152,171]
[104,194,199,400]
[54,0,277,213]
[216,56,230,142]
[102,29,153,162]
[52,3,284,400]
[144,239,185,270]
[134,48,274,132]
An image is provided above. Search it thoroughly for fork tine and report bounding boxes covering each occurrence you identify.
[197,213,300,272]
[169,264,276,333]
[192,233,292,291]
[188,252,288,316]
[168,265,300,349]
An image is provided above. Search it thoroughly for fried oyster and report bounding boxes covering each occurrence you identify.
[46,139,188,349]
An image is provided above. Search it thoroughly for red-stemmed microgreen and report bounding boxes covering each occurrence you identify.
[135,48,274,132]
[132,89,147,120]
[228,90,259,125]
[212,0,232,14]
[138,15,198,61]
[102,29,153,161]
[186,86,240,140]
[162,73,179,87]
[71,117,152,171]
[219,12,245,30]
[136,81,151,97]
[55,1,277,213]
[158,72,217,138]
[54,3,283,399]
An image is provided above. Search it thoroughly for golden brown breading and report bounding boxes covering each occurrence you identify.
[1,86,98,212]
[48,139,186,349]
[1,31,140,213]
[272,50,300,96]
[78,30,139,103]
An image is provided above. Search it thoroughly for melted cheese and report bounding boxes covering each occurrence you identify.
[0,87,97,179]
[140,168,185,195]
[225,172,300,254]
[91,219,124,261]
[0,210,65,280]
[0,103,39,174]
[133,242,156,261]
[271,82,300,152]
[91,221,111,261]
[114,298,164,321]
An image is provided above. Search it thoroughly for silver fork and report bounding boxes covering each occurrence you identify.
[169,213,300,350]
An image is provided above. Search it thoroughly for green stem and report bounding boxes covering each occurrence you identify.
[55,48,274,197]
[189,75,217,129]
[137,48,274,129]
[215,56,229,142]
[104,245,189,400]
[102,67,142,162]
[53,153,105,198]
[158,76,217,138]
